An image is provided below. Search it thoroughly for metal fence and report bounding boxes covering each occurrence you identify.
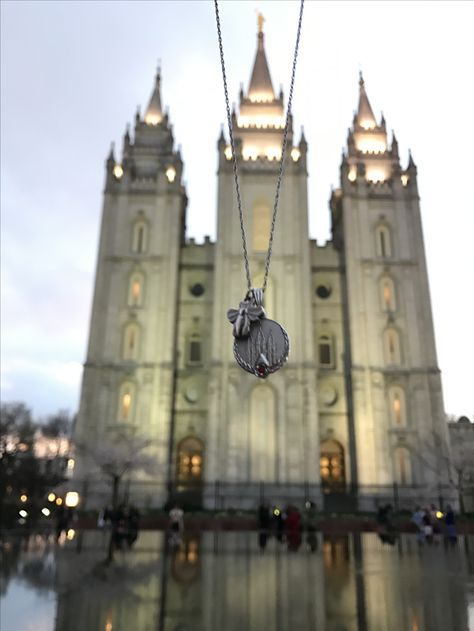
[74,478,458,514]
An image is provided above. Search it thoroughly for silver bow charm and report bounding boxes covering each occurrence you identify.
[227,300,265,338]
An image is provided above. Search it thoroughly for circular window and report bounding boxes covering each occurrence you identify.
[184,387,199,404]
[189,283,205,297]
[316,285,331,299]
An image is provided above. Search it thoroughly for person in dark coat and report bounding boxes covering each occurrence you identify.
[127,505,140,548]
[444,505,457,545]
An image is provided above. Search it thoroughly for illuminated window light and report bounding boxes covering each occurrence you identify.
[122,392,131,418]
[166,166,176,183]
[20,494,28,503]
[348,166,357,182]
[67,458,75,470]
[145,114,162,126]
[48,493,56,502]
[248,92,274,103]
[357,140,387,154]
[224,145,233,161]
[242,147,258,161]
[401,174,409,186]
[65,491,80,508]
[41,507,51,517]
[266,147,281,161]
[19,510,28,518]
[291,148,301,162]
[113,164,123,179]
[56,497,63,506]
[237,115,285,128]
[366,169,386,182]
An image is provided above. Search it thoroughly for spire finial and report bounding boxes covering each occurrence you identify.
[248,10,274,101]
[359,70,364,87]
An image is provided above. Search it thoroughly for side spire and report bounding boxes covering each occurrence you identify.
[357,72,376,130]
[145,65,163,125]
[248,12,275,102]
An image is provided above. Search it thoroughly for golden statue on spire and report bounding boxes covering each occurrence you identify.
[257,11,265,34]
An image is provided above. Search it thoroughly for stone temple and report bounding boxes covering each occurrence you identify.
[73,20,451,510]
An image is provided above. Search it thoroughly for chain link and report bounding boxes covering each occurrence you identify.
[214,0,304,294]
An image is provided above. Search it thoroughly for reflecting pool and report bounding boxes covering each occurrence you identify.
[1,531,473,630]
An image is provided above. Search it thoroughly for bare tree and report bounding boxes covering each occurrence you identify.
[411,416,474,513]
[448,420,474,513]
[76,429,163,563]
[77,429,161,510]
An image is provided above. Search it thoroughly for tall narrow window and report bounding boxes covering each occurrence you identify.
[380,276,396,312]
[375,225,392,258]
[389,386,407,426]
[253,200,271,253]
[318,335,334,367]
[188,333,202,365]
[384,328,401,365]
[132,221,148,254]
[118,382,136,422]
[128,273,144,307]
[250,386,276,482]
[122,323,140,361]
[394,447,412,485]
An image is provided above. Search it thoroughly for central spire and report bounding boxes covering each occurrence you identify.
[145,65,163,125]
[357,72,376,130]
[248,12,275,103]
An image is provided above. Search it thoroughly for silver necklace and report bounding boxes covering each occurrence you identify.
[214,0,304,378]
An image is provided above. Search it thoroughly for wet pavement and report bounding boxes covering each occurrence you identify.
[1,530,473,630]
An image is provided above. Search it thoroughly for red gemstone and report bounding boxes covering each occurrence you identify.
[257,364,267,377]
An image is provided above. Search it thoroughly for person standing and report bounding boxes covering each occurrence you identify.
[411,506,425,544]
[444,505,457,545]
[169,504,184,534]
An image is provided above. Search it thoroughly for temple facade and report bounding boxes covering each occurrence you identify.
[74,22,451,509]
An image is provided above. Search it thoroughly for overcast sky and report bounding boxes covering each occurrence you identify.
[1,0,473,419]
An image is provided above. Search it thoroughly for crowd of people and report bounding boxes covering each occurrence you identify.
[375,502,458,546]
[98,504,141,550]
[257,501,319,552]
[93,499,459,553]
[410,504,457,545]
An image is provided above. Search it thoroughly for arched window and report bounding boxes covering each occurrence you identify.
[177,437,204,484]
[253,200,271,253]
[320,439,346,491]
[122,322,140,361]
[384,328,402,365]
[118,381,136,422]
[394,447,412,485]
[188,333,202,365]
[132,220,148,254]
[380,276,396,312]
[318,335,334,368]
[375,225,392,258]
[128,272,144,307]
[389,386,407,427]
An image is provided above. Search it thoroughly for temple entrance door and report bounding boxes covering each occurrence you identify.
[175,436,204,509]
[320,440,347,510]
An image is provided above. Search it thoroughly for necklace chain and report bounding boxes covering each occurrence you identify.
[214,0,304,294]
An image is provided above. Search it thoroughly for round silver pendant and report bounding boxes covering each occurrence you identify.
[233,318,290,378]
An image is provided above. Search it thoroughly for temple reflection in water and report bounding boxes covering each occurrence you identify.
[47,532,473,631]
